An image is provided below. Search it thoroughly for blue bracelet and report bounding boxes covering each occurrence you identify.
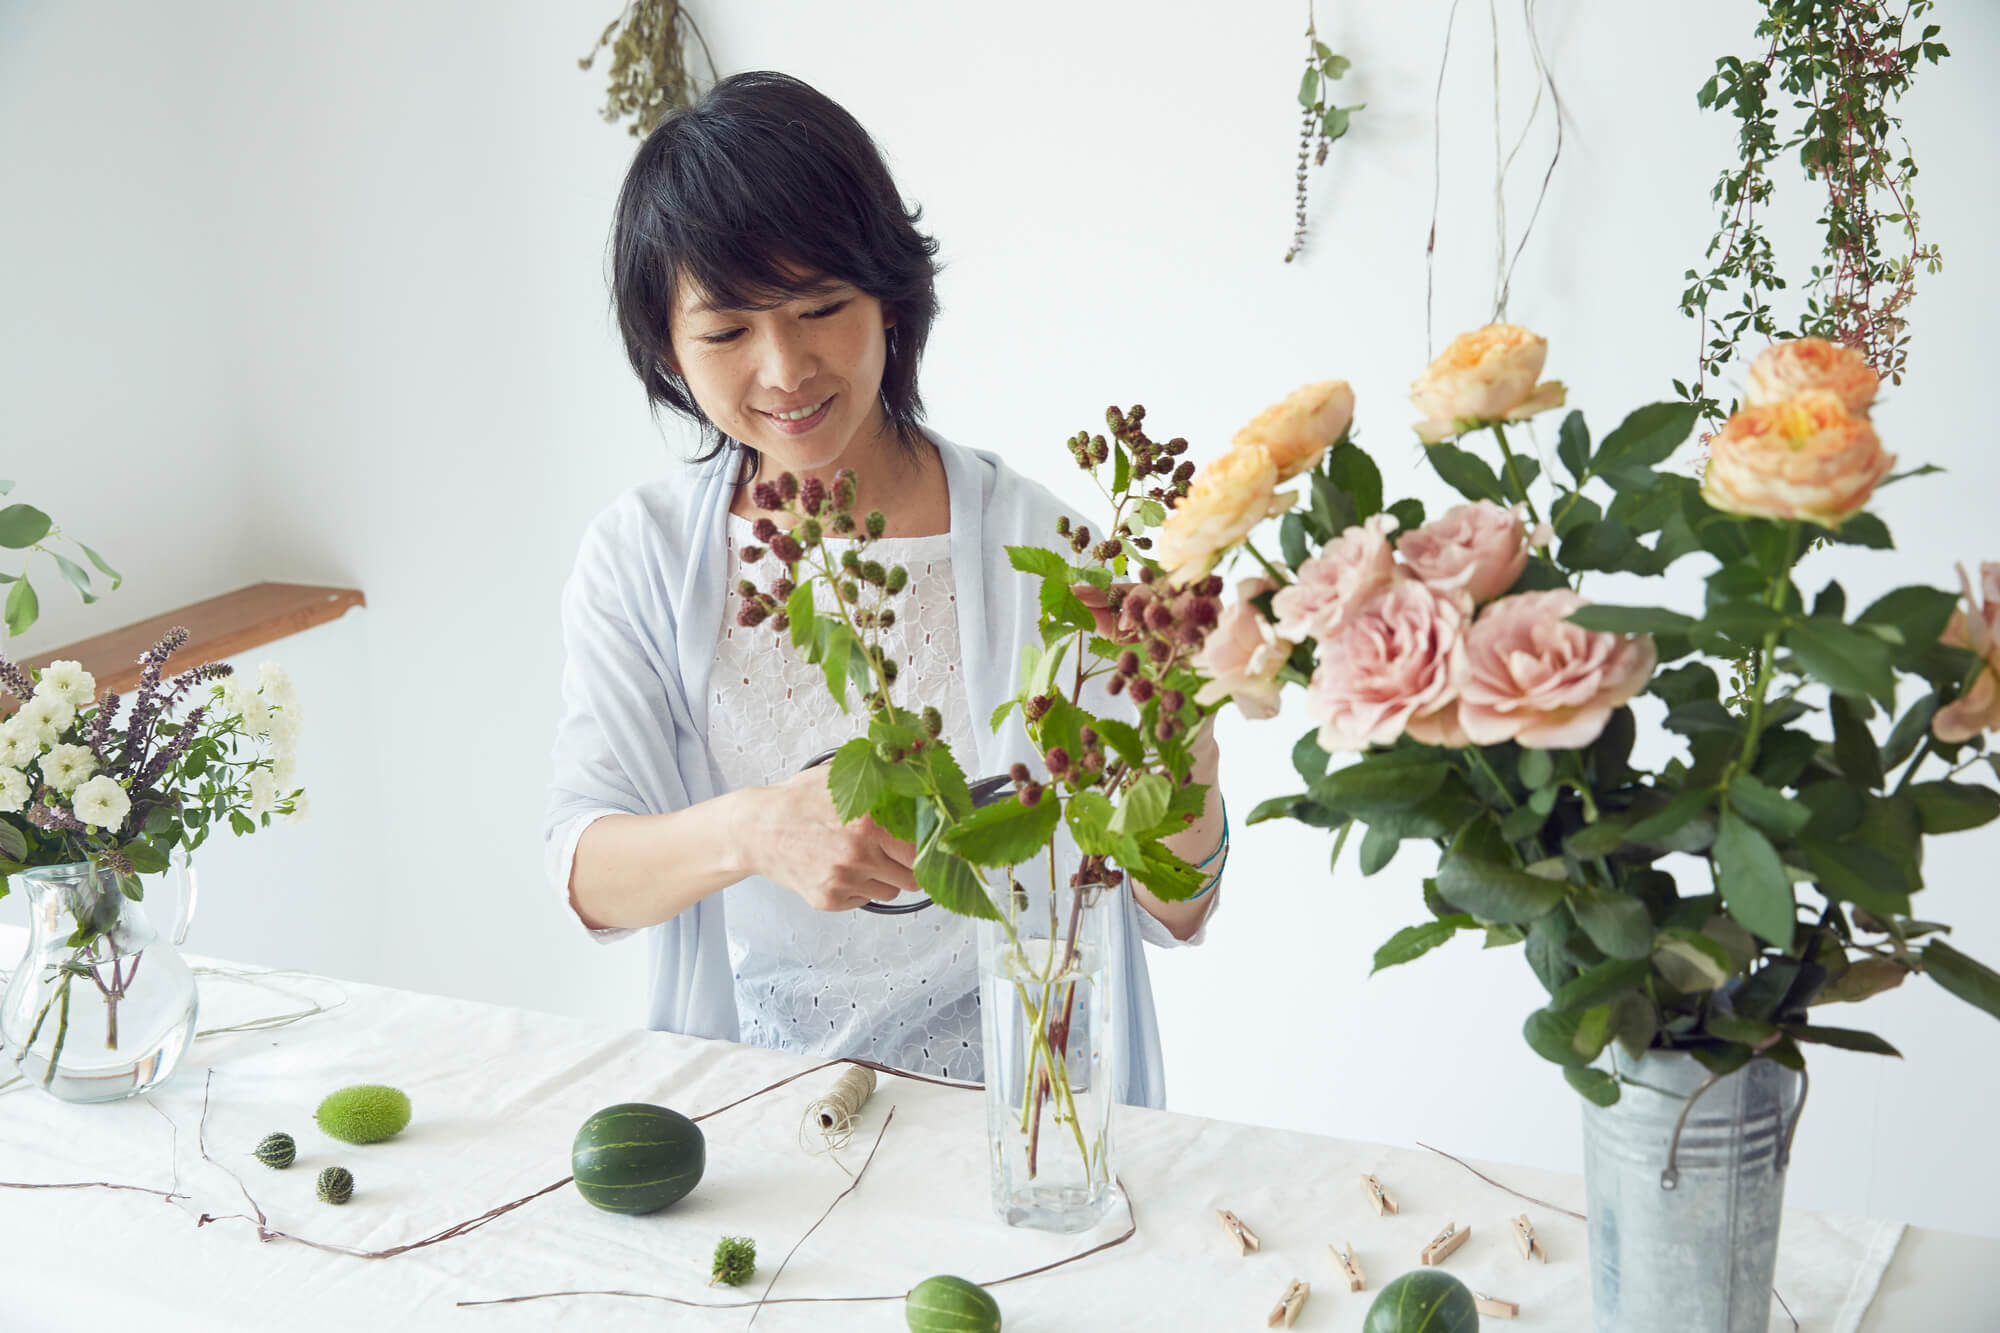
[1188,804,1229,900]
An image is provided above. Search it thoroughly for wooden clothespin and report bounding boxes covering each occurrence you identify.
[1328,1241,1366,1292]
[1474,1292,1521,1319]
[1509,1213,1548,1263]
[1360,1173,1399,1215]
[1216,1209,1261,1255]
[1266,1278,1309,1328]
[1419,1222,1470,1266]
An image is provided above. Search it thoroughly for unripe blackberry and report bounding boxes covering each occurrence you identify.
[1009,762,1031,784]
[1019,782,1044,807]
[885,565,909,593]
[1162,689,1185,714]
[799,477,826,515]
[1117,650,1140,676]
[740,544,766,564]
[777,471,799,501]
[1138,565,1157,585]
[865,510,886,537]
[770,534,803,564]
[877,609,895,628]
[861,560,886,587]
[1107,674,1127,695]
[1045,746,1071,775]
[922,706,943,738]
[841,548,862,571]
[832,512,856,533]
[1156,717,1177,741]
[1129,677,1156,703]
[798,518,823,547]
[752,481,783,511]
[317,1166,354,1205]
[753,517,780,543]
[1056,515,1071,536]
[254,1132,296,1169]
[736,579,758,598]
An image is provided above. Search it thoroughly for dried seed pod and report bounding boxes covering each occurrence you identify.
[254,1132,296,1169]
[317,1166,355,1205]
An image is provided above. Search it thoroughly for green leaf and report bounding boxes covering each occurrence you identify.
[1788,617,1896,706]
[1358,824,1399,876]
[1109,774,1171,837]
[1565,1065,1621,1106]
[120,841,170,875]
[1091,717,1145,769]
[1279,512,1310,570]
[826,737,887,822]
[1326,441,1383,520]
[1040,579,1097,636]
[1370,917,1473,973]
[911,804,999,920]
[1559,519,1646,574]
[1386,498,1426,532]
[0,504,52,549]
[1727,775,1811,838]
[4,578,37,637]
[1626,787,1713,846]
[1571,889,1656,960]
[1650,662,1720,708]
[1424,442,1506,504]
[1310,752,1451,815]
[1112,442,1131,495]
[1523,1006,1607,1068]
[1593,402,1699,474]
[77,541,121,589]
[1556,411,1591,482]
[1826,512,1893,549]
[50,552,95,603]
[1784,1024,1902,1057]
[1552,957,1651,1013]
[1652,928,1734,992]
[1714,810,1796,949]
[1247,793,1310,825]
[786,583,815,656]
[939,788,1061,867]
[1007,545,1071,579]
[0,822,26,862]
[1298,66,1319,108]
[1924,940,2000,1023]
[1435,846,1570,925]
[1567,604,1695,636]
[1829,694,1884,790]
[1908,781,2000,834]
[1883,693,1938,770]
[1292,730,1330,784]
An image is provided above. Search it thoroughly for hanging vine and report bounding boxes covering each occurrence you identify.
[578,0,719,138]
[1284,4,1363,264]
[1677,0,1948,424]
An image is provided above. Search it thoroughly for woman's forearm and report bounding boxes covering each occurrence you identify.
[568,787,766,930]
[1139,727,1224,941]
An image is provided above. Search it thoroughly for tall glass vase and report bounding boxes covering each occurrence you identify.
[976,863,1117,1234]
[1,855,199,1102]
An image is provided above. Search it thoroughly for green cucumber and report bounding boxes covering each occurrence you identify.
[570,1102,705,1215]
[905,1274,1001,1332]
[1364,1268,1480,1333]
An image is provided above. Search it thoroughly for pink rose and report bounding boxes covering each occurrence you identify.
[1458,590,1657,749]
[1934,563,2000,742]
[1410,324,1567,444]
[1270,513,1399,644]
[1192,578,1294,721]
[1397,501,1549,605]
[1305,577,1471,752]
[1745,337,1878,417]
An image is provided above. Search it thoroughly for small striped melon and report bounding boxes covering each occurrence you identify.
[905,1274,1001,1332]
[570,1102,705,1215]
[1363,1269,1480,1333]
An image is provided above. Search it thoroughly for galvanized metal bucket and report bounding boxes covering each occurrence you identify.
[1581,1048,1802,1333]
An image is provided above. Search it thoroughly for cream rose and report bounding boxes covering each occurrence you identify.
[1410,323,1567,444]
[1233,380,1355,482]
[1397,500,1547,605]
[1305,577,1471,752]
[1153,444,1295,585]
[1270,513,1399,645]
[1191,578,1294,720]
[1701,390,1895,528]
[1934,563,2000,742]
[1457,590,1657,748]
[1745,337,1878,417]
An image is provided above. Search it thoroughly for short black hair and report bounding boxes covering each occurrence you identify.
[610,71,942,467]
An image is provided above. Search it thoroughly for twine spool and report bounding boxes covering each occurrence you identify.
[799,1064,876,1163]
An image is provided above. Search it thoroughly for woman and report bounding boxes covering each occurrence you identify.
[544,72,1224,1107]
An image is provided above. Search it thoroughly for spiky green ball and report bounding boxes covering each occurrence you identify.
[314,1084,411,1144]
[253,1132,296,1169]
[711,1235,756,1287]
[316,1166,355,1205]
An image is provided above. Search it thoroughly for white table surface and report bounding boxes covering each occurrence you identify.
[0,929,1991,1332]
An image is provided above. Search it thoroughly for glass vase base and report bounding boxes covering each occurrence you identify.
[992,1179,1121,1234]
[6,1014,197,1103]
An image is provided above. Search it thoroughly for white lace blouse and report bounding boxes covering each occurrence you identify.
[704,512,985,1080]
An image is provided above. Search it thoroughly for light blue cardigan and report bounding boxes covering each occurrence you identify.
[545,432,1174,1108]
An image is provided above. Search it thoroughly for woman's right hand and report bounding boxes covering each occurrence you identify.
[746,766,919,911]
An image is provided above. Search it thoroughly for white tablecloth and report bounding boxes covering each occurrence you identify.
[0,935,1961,1331]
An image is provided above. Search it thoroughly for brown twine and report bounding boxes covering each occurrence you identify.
[745,1106,895,1327]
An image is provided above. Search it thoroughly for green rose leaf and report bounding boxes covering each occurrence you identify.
[1556,410,1591,482]
[1787,616,1896,707]
[1359,824,1400,876]
[1566,604,1696,636]
[1726,775,1811,839]
[1310,751,1452,816]
[1783,1024,1902,1057]
[1908,781,2000,835]
[1570,888,1656,960]
[1424,442,1507,504]
[1551,957,1651,1013]
[1327,441,1383,520]
[1652,927,1734,992]
[1923,939,2000,1023]
[1370,916,1473,973]
[1594,402,1699,474]
[1714,809,1796,949]
[1435,846,1571,925]
[1564,1065,1622,1106]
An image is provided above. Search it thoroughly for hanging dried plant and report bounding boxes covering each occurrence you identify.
[578,0,719,138]
[1283,3,1362,264]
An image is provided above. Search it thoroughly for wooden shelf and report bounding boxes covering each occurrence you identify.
[11,582,365,702]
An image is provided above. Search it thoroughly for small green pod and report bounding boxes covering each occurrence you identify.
[316,1166,355,1205]
[253,1132,296,1169]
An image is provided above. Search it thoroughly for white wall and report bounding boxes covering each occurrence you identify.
[3,1,1995,1236]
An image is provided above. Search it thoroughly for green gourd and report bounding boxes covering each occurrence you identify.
[253,1132,296,1169]
[905,1274,1002,1332]
[1363,1269,1480,1333]
[570,1103,705,1215]
[317,1166,355,1205]
[315,1084,412,1144]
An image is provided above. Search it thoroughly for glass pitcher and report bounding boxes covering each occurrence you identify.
[1,851,199,1102]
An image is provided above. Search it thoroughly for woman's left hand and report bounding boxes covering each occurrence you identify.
[1071,582,1138,644]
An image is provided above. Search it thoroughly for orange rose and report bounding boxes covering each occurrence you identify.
[1152,445,1295,585]
[1410,324,1566,444]
[1935,564,2000,742]
[1233,380,1355,482]
[1746,337,1878,417]
[1701,391,1895,528]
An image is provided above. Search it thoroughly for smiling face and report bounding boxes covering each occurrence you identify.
[667,273,898,476]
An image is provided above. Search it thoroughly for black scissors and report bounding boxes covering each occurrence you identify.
[797,747,1017,914]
